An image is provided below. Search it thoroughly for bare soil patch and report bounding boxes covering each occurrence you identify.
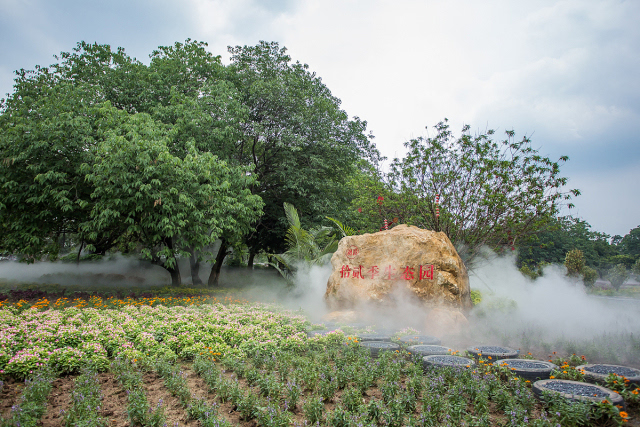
[40,375,74,427]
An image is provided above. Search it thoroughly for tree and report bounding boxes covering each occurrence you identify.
[607,264,628,291]
[517,216,616,273]
[81,106,263,286]
[632,258,640,279]
[582,266,598,287]
[0,40,264,286]
[353,120,579,266]
[0,77,106,259]
[564,249,585,277]
[618,226,640,258]
[219,41,376,259]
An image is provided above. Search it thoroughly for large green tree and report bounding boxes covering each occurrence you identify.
[0,77,104,259]
[211,41,376,261]
[82,107,262,286]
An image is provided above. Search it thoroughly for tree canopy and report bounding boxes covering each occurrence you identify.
[351,120,579,266]
[0,39,376,285]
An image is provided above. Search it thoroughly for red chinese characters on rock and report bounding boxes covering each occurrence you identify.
[419,264,434,280]
[339,264,435,280]
[352,265,364,279]
[345,245,359,260]
[401,266,415,280]
[340,265,351,278]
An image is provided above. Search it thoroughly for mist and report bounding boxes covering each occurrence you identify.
[2,250,638,365]
[276,251,640,365]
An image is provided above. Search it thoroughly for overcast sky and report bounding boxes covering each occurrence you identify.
[1,0,638,237]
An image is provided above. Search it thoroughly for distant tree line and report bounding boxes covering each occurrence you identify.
[518,218,640,288]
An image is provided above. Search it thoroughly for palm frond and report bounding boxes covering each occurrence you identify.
[326,217,357,237]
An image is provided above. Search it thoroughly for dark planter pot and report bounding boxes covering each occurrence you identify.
[407,345,452,358]
[497,359,557,381]
[467,345,518,360]
[576,364,640,385]
[357,333,392,342]
[422,355,475,370]
[532,379,625,408]
[398,335,441,346]
[360,341,400,358]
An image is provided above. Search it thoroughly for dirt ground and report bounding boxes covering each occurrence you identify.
[0,361,638,426]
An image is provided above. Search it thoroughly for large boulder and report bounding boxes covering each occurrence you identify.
[325,225,472,311]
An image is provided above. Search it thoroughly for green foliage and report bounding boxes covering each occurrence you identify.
[607,264,629,291]
[353,120,577,266]
[82,106,262,285]
[223,41,378,255]
[63,367,108,427]
[581,266,598,287]
[518,216,615,273]
[633,258,640,279]
[270,203,338,283]
[618,226,640,257]
[519,264,541,280]
[326,216,357,238]
[0,367,55,427]
[564,249,585,277]
[0,39,375,285]
[470,289,482,305]
[473,296,518,317]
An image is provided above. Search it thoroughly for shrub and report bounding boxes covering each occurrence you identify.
[470,289,482,305]
[581,266,598,287]
[564,249,585,277]
[607,264,628,291]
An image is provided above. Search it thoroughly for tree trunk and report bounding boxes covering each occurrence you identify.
[164,237,182,287]
[188,248,203,286]
[247,250,256,268]
[208,238,228,287]
[167,262,182,287]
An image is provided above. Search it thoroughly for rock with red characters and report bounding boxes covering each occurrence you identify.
[324,224,472,313]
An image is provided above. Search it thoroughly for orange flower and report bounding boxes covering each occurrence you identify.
[620,411,629,418]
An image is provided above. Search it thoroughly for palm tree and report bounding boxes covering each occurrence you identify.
[270,202,338,284]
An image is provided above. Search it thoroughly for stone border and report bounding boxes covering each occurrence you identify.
[422,355,475,370]
[467,345,519,360]
[532,379,624,407]
[360,341,400,358]
[576,364,640,385]
[398,335,441,346]
[497,359,557,381]
[407,345,452,358]
[357,333,392,342]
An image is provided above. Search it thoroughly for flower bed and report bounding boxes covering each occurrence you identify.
[0,298,636,426]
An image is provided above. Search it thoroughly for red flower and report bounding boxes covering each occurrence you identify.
[377,196,384,204]
[357,208,362,213]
